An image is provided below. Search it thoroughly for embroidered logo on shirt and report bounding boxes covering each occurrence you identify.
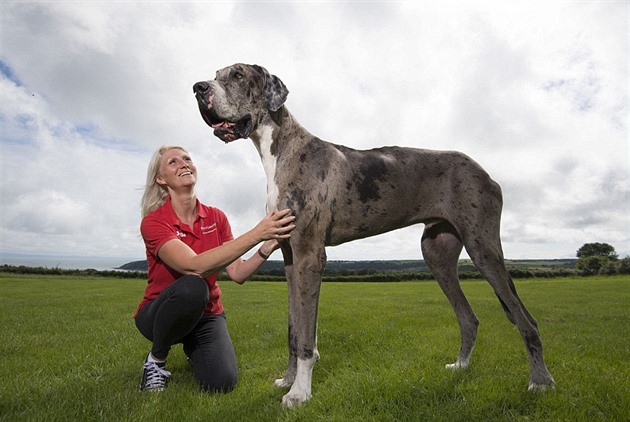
[176,231,187,238]
[201,223,217,235]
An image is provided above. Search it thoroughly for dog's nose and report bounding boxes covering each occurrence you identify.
[193,81,210,94]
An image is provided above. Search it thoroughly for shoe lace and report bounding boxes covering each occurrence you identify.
[144,361,171,389]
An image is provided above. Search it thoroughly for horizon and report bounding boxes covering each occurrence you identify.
[1,251,584,265]
[1,252,581,274]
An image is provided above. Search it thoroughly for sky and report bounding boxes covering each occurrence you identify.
[1,1,628,264]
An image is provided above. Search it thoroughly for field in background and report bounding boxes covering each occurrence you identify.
[1,273,628,421]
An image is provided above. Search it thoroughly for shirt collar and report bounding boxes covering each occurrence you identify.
[164,196,208,229]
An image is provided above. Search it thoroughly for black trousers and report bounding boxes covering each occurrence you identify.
[135,275,238,392]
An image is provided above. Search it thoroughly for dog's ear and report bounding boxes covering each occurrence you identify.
[251,64,289,112]
[265,74,289,112]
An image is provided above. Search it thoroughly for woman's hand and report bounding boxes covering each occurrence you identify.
[259,238,281,257]
[224,210,295,283]
[253,209,296,242]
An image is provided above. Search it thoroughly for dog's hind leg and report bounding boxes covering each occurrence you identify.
[493,274,538,328]
[421,220,479,370]
[466,238,555,391]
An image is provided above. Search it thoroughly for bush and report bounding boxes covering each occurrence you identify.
[601,260,620,276]
[618,256,630,275]
[576,256,609,276]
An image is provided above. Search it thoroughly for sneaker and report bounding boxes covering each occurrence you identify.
[139,358,171,392]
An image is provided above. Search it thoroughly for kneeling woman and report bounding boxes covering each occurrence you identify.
[134,146,295,392]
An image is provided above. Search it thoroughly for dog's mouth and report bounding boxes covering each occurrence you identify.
[198,106,253,144]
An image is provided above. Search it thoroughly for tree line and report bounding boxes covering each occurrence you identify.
[0,264,579,281]
[0,265,147,279]
[2,243,627,280]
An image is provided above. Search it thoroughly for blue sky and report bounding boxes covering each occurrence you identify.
[1,1,628,262]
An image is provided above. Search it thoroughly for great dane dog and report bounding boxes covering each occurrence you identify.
[193,63,555,407]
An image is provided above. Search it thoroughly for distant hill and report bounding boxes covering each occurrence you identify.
[2,258,577,280]
[118,259,577,274]
[117,260,149,271]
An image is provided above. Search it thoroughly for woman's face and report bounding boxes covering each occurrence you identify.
[156,148,197,191]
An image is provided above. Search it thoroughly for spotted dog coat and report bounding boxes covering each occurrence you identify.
[193,64,555,407]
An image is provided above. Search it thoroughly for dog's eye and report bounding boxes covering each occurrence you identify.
[233,71,243,80]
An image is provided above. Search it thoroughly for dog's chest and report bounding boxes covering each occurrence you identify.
[255,125,280,211]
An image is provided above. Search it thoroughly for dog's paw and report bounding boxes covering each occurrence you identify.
[528,370,556,392]
[445,359,469,370]
[282,390,311,408]
[274,377,293,388]
[528,380,556,392]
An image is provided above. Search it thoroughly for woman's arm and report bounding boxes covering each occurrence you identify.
[157,210,294,277]
[225,239,280,284]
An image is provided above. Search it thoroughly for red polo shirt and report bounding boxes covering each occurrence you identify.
[135,197,234,317]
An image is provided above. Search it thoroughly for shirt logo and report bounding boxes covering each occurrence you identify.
[176,231,187,238]
[201,223,217,235]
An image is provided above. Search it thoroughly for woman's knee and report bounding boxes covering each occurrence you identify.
[197,368,238,393]
[173,275,209,309]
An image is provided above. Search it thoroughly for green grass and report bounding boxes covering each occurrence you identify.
[1,274,628,421]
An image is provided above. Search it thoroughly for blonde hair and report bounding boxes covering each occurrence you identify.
[140,145,189,218]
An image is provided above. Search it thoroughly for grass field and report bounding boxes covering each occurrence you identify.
[1,273,628,421]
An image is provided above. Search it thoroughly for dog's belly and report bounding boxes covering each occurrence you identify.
[325,192,434,246]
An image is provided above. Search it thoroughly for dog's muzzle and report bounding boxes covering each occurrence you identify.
[193,81,253,143]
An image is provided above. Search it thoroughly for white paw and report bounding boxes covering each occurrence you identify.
[274,377,293,388]
[282,389,311,408]
[528,381,556,392]
[279,357,316,407]
[445,360,468,370]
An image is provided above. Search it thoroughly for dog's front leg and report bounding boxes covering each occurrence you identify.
[280,246,325,408]
[274,243,297,388]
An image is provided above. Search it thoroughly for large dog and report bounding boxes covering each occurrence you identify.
[193,64,555,407]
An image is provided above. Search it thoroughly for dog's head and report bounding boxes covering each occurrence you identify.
[193,64,289,143]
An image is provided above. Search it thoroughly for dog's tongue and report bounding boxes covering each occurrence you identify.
[211,121,235,129]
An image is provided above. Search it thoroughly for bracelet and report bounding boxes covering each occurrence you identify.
[257,248,270,260]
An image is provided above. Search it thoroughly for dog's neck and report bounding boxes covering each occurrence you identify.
[251,123,279,211]
[250,106,313,211]
[250,107,311,151]
[250,107,311,212]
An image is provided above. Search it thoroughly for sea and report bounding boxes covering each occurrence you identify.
[0,253,140,271]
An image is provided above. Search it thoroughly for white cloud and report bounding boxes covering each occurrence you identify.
[7,190,90,234]
[1,1,628,263]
